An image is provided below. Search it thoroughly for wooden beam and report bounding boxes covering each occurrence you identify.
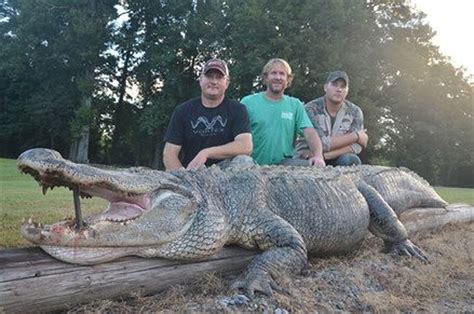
[0,246,256,312]
[0,204,472,313]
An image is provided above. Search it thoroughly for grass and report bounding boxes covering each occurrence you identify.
[0,158,106,248]
[0,157,472,248]
[433,186,474,205]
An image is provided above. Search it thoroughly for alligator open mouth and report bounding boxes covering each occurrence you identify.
[18,162,154,230]
[16,148,198,264]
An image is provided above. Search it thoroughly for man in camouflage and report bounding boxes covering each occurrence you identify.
[296,71,368,166]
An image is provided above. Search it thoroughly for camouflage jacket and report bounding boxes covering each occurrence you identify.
[295,96,364,156]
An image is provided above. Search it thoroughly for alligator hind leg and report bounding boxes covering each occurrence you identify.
[357,182,428,262]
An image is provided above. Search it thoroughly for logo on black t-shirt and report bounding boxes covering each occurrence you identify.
[191,115,228,136]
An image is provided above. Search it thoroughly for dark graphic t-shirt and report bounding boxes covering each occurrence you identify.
[164,97,250,167]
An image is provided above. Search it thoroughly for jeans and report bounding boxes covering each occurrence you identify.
[326,153,361,166]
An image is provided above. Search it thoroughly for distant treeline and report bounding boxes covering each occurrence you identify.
[0,0,472,186]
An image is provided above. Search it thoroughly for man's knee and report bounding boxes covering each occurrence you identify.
[335,153,361,166]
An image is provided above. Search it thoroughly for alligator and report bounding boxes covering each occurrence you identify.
[18,148,451,297]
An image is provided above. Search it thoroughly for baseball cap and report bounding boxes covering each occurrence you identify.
[203,59,229,76]
[326,71,349,85]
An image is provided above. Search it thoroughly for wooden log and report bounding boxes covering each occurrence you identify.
[0,246,256,313]
[0,203,472,313]
[401,203,473,234]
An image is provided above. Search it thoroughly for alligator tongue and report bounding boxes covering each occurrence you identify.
[101,202,146,222]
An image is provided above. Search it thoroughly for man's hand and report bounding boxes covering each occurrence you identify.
[356,129,368,148]
[308,155,325,167]
[186,149,209,169]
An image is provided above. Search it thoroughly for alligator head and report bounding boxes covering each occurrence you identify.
[18,148,197,264]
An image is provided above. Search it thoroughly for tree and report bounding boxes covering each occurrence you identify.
[0,0,116,160]
[1,0,472,186]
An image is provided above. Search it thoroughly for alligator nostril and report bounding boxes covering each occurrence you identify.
[72,185,83,229]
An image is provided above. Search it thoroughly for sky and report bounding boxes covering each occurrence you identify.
[411,0,474,78]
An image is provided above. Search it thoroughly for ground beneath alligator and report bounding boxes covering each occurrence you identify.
[69,223,473,312]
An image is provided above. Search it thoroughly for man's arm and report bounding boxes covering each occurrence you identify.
[163,142,184,171]
[303,128,325,167]
[187,133,253,169]
[329,129,368,150]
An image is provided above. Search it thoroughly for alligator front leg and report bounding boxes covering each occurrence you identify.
[357,182,428,262]
[231,210,308,297]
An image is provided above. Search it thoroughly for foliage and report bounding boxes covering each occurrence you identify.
[0,0,472,186]
[0,0,116,158]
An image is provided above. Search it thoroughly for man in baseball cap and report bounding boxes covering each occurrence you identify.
[163,58,252,170]
[295,70,368,166]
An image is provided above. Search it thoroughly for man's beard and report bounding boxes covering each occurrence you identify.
[268,81,285,94]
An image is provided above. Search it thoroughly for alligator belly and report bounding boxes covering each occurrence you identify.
[268,175,370,254]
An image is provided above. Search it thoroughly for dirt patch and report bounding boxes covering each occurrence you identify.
[68,223,473,312]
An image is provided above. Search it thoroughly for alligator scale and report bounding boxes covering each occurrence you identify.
[18,148,451,296]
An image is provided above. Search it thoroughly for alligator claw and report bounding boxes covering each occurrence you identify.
[386,239,429,263]
[219,294,250,307]
[230,271,281,298]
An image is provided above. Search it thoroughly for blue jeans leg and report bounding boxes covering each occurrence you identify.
[334,153,361,166]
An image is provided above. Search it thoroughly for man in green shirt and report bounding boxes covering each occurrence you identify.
[241,58,325,166]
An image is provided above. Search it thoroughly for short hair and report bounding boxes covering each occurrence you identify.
[262,58,294,87]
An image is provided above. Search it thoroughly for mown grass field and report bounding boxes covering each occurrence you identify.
[0,157,472,248]
[0,158,106,248]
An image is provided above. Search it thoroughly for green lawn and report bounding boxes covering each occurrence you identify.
[0,157,472,248]
[434,186,474,205]
[0,158,106,248]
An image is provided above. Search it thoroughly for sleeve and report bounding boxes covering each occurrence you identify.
[240,95,250,105]
[305,99,330,152]
[164,107,184,145]
[349,106,364,154]
[231,102,251,138]
[294,99,313,136]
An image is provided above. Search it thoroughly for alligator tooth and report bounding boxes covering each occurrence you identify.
[28,217,33,225]
[42,185,48,195]
[22,217,26,224]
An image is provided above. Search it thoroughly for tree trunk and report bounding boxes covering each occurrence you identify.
[69,96,91,163]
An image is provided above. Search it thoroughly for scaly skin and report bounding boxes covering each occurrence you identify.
[18,148,448,297]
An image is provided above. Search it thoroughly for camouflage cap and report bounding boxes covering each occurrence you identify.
[326,70,349,85]
[203,59,229,76]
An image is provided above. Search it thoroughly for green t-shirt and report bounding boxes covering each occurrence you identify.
[241,92,313,165]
